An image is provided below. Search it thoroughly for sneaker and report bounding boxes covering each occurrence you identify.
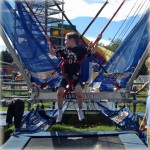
[77,108,85,121]
[56,109,63,123]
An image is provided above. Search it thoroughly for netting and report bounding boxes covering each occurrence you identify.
[0,0,60,86]
[92,9,150,90]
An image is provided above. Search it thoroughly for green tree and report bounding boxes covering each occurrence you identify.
[1,49,13,63]
[138,58,149,75]
[102,39,148,75]
[103,39,122,52]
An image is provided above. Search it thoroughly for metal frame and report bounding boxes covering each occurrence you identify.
[126,42,150,90]
[23,0,65,47]
[0,26,32,89]
[1,0,148,107]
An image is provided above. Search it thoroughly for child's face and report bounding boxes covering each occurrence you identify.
[64,37,71,48]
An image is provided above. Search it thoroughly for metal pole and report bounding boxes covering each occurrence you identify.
[81,0,108,38]
[61,0,64,47]
[0,26,32,89]
[45,0,48,35]
[126,43,150,90]
[91,0,126,48]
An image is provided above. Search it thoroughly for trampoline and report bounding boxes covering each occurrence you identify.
[0,131,148,150]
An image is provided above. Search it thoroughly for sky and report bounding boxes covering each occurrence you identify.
[0,0,149,51]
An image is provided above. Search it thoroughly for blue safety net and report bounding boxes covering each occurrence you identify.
[0,0,61,86]
[96,102,147,144]
[14,102,68,133]
[91,10,150,91]
[0,0,94,85]
[18,105,50,132]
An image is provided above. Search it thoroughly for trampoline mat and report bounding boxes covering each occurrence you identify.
[24,136,125,150]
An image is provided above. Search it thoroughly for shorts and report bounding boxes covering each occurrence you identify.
[56,77,84,89]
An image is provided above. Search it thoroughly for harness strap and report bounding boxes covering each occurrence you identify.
[63,60,81,64]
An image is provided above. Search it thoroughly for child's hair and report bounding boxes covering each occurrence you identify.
[66,32,80,44]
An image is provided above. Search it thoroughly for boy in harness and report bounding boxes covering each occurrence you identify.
[48,32,100,123]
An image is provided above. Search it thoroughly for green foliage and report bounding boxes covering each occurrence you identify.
[5,126,15,141]
[102,38,148,75]
[1,49,13,63]
[103,39,122,53]
[1,88,147,144]
[0,106,8,111]
[138,61,148,75]
[48,124,116,132]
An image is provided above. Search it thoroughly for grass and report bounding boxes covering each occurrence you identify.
[3,113,116,143]
[48,124,116,132]
[47,113,116,132]
[2,91,28,97]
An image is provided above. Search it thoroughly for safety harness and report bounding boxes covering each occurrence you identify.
[39,47,91,91]
[59,50,89,97]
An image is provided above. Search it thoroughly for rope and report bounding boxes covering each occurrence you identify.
[110,0,139,45]
[80,0,108,38]
[108,0,149,53]
[90,0,126,49]
[88,0,126,73]
[108,0,149,71]
[118,0,148,42]
[93,0,149,67]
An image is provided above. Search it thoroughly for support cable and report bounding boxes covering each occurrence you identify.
[88,0,126,73]
[110,0,149,72]
[80,0,109,38]
[110,0,139,45]
[90,0,126,49]
[118,0,148,42]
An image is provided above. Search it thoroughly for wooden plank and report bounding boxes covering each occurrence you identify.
[119,133,148,150]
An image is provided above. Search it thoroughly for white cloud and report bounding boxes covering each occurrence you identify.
[0,36,6,51]
[100,39,111,45]
[64,0,149,21]
[86,36,111,45]
[0,0,149,50]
